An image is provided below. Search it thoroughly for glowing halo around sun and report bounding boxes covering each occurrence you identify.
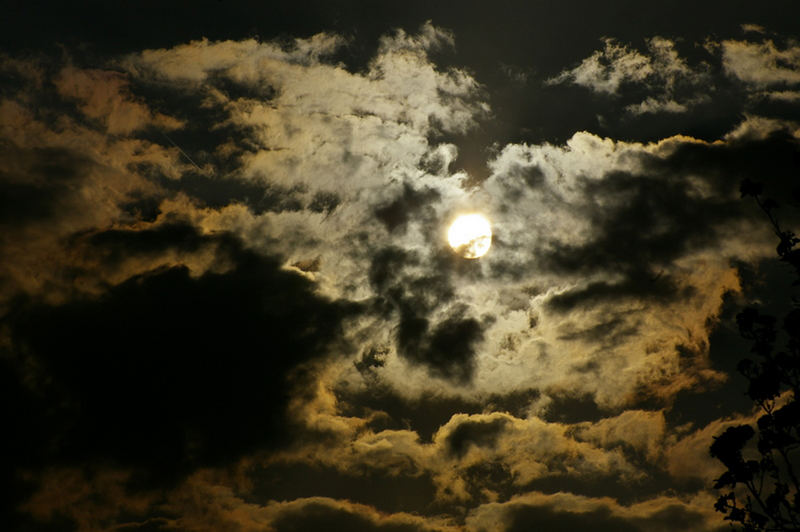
[447,213,492,259]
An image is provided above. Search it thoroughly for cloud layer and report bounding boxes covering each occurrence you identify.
[3,21,800,532]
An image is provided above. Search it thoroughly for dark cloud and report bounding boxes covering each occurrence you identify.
[368,246,484,382]
[5,6,800,531]
[504,505,639,532]
[648,129,800,196]
[497,502,716,532]
[248,462,438,515]
[445,417,510,457]
[542,170,739,277]
[369,246,416,295]
[667,257,800,429]
[338,385,539,442]
[308,190,341,215]
[540,393,607,424]
[462,461,515,501]
[3,225,359,489]
[555,315,639,345]
[0,358,58,530]
[397,308,483,383]
[547,273,692,313]
[0,146,93,226]
[374,183,440,234]
[633,504,716,532]
[157,173,306,214]
[526,132,798,315]
[86,222,223,264]
[519,476,653,508]
[750,95,800,124]
[269,501,434,532]
[119,194,162,222]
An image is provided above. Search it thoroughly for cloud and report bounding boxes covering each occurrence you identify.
[20,468,157,531]
[22,469,458,532]
[662,406,766,484]
[54,66,184,134]
[548,38,654,94]
[720,39,800,87]
[547,37,708,115]
[162,478,457,532]
[741,24,766,35]
[4,21,800,532]
[5,224,359,486]
[572,410,666,461]
[266,407,649,507]
[552,34,800,114]
[759,89,800,102]
[468,124,800,408]
[0,127,170,303]
[0,25,496,526]
[262,497,455,532]
[3,29,793,430]
[465,491,723,532]
[444,416,511,458]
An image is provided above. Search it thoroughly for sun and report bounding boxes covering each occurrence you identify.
[448,213,492,259]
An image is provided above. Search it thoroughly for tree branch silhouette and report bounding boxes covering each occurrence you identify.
[710,178,800,531]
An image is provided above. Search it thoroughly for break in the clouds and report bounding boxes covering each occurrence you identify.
[3,13,800,532]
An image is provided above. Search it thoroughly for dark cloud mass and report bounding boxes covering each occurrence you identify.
[0,146,93,225]
[268,501,438,532]
[375,183,440,234]
[2,225,357,518]
[397,309,484,383]
[3,2,800,531]
[445,417,510,458]
[505,506,640,532]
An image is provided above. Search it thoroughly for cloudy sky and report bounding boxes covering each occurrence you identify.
[3,2,800,530]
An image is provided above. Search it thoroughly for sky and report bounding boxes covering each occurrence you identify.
[3,1,800,530]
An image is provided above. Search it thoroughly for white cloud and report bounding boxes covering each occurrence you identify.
[721,39,800,86]
[548,38,654,94]
[547,37,707,114]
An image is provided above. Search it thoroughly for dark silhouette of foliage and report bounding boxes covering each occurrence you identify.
[710,179,800,531]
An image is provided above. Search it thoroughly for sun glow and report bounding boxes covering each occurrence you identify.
[447,213,492,259]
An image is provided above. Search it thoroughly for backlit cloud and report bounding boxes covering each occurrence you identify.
[547,37,708,114]
[4,17,800,532]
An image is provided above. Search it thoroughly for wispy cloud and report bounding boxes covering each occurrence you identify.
[547,37,709,115]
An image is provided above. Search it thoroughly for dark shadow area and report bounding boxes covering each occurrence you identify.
[1,225,359,530]
[668,259,798,429]
[247,463,438,516]
[506,505,639,532]
[268,500,430,532]
[337,385,540,443]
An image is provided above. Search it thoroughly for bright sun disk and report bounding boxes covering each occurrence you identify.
[447,213,492,259]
